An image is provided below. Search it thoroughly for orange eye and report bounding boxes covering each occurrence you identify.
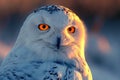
[67,26,75,33]
[38,24,50,31]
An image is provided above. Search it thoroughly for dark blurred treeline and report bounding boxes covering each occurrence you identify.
[0,0,120,17]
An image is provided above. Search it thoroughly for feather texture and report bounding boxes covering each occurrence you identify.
[0,5,92,80]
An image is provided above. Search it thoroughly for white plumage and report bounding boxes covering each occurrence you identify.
[0,5,92,80]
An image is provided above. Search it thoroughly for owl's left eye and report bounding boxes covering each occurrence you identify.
[38,24,50,31]
[67,26,75,33]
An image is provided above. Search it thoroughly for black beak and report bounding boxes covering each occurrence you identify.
[56,37,61,49]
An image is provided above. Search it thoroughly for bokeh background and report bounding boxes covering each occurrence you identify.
[0,0,120,80]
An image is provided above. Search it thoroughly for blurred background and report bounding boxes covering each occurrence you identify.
[0,0,120,80]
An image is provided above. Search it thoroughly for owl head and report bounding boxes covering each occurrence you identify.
[13,5,87,67]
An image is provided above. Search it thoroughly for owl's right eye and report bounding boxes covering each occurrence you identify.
[38,24,50,31]
[67,26,75,33]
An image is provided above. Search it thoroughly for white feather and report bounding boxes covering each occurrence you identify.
[0,5,92,80]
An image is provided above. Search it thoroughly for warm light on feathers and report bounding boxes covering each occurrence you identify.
[0,5,92,80]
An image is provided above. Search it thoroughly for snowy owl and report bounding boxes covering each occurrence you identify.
[0,5,92,80]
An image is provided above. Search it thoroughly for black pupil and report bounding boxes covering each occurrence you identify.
[42,25,46,28]
[69,28,72,31]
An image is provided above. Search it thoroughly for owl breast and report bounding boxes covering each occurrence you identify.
[32,62,83,80]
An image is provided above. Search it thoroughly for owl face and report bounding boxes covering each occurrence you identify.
[15,5,86,65]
